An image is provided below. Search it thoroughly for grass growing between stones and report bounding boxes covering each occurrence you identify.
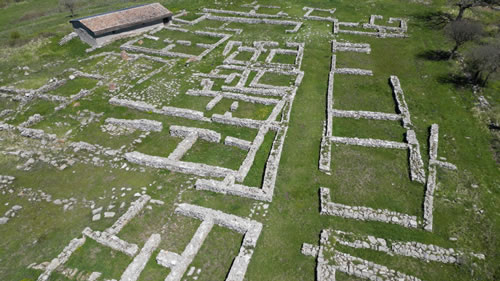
[332,118,407,141]
[328,145,423,215]
[182,139,248,170]
[9,100,57,125]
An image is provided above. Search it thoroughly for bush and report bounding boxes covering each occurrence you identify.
[464,43,500,86]
[9,31,20,40]
[444,20,483,58]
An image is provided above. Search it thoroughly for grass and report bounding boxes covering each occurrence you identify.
[0,0,499,280]
[50,77,98,97]
[9,100,57,126]
[329,144,423,215]
[257,71,295,87]
[273,53,297,65]
[333,75,398,113]
[332,117,407,141]
[182,139,247,170]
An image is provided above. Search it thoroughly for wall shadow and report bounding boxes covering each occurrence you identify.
[417,50,451,61]
[412,11,453,29]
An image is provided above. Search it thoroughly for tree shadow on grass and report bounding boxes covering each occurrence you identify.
[412,11,453,29]
[417,50,451,61]
[437,73,472,88]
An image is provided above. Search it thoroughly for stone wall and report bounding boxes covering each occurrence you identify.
[37,237,86,281]
[120,234,161,281]
[105,118,163,132]
[330,136,408,149]
[170,125,221,143]
[320,187,418,228]
[154,203,263,281]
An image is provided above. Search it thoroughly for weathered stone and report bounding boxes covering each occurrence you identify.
[120,234,161,281]
[156,204,262,281]
[320,187,418,228]
[37,237,86,281]
[105,118,163,132]
[83,227,138,257]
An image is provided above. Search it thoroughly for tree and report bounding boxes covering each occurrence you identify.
[59,0,78,17]
[444,20,483,59]
[464,43,500,86]
[449,0,500,20]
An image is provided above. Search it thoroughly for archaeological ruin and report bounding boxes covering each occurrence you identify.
[1,1,497,281]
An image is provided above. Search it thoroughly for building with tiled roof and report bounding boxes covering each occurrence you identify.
[70,3,172,47]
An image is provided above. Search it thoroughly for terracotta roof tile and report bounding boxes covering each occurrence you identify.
[72,3,172,36]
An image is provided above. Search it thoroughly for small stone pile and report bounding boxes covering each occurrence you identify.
[0,205,22,225]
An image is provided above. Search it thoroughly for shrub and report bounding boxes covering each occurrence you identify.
[464,43,500,86]
[444,20,483,59]
[9,30,20,40]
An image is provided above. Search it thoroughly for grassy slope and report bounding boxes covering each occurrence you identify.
[0,0,498,280]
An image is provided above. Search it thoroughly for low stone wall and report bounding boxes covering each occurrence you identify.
[390,75,412,129]
[17,127,56,141]
[55,89,91,111]
[205,95,223,110]
[125,151,234,178]
[120,234,161,281]
[173,13,208,25]
[225,136,251,151]
[59,32,77,46]
[83,228,139,257]
[202,8,284,18]
[212,114,266,130]
[320,187,418,228]
[105,118,163,132]
[109,97,209,122]
[0,109,14,118]
[335,67,373,76]
[170,125,221,143]
[332,40,371,54]
[37,237,86,281]
[331,250,421,280]
[206,15,303,33]
[327,229,479,264]
[106,195,151,235]
[161,106,208,121]
[319,124,332,174]
[302,229,423,281]
[19,114,44,128]
[168,133,197,161]
[330,136,408,149]
[423,124,439,232]
[196,178,270,202]
[303,7,337,22]
[109,97,158,112]
[332,109,401,120]
[223,41,242,56]
[154,203,263,281]
[406,130,426,184]
[221,86,285,97]
[431,159,457,170]
[70,141,97,153]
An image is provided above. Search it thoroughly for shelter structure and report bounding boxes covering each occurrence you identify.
[70,3,172,47]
